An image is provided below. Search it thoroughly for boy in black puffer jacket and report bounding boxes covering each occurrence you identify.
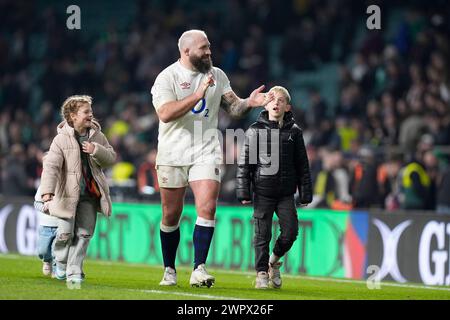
[236,86,312,289]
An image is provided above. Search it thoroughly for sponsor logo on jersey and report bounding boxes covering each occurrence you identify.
[180,82,191,89]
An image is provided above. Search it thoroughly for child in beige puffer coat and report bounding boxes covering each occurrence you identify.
[40,95,116,285]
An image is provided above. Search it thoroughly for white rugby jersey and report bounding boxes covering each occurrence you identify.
[151,60,232,166]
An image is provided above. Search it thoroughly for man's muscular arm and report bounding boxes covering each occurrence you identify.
[157,74,214,123]
[157,94,203,123]
[220,91,250,119]
[220,85,274,119]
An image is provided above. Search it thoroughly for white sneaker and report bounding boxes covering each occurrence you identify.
[268,261,282,288]
[189,264,215,288]
[67,274,83,283]
[55,264,66,280]
[159,267,177,286]
[66,274,83,289]
[42,262,52,276]
[255,271,269,289]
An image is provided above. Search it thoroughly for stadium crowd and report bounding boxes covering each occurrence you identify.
[0,0,449,212]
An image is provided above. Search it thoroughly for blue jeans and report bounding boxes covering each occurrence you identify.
[37,225,57,263]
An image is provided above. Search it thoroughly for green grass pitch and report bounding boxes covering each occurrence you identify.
[1,254,449,300]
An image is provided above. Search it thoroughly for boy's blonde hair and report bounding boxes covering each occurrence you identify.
[269,86,291,103]
[61,95,92,126]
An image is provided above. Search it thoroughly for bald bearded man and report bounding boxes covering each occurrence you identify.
[151,29,273,287]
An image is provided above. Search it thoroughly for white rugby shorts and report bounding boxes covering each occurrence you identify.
[156,164,221,188]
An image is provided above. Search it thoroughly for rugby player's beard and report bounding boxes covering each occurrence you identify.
[190,54,212,73]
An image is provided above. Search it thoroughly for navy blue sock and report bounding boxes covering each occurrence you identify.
[160,227,180,270]
[193,224,215,269]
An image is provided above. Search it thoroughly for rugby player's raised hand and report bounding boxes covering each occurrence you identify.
[247,85,274,108]
[195,73,215,100]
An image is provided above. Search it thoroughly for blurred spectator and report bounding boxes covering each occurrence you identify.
[25,144,45,190]
[1,144,33,196]
[378,153,403,210]
[436,167,450,214]
[309,118,340,149]
[137,149,159,197]
[306,145,322,185]
[109,155,136,201]
[398,100,427,154]
[309,148,352,209]
[336,83,363,118]
[335,117,359,152]
[306,88,329,128]
[397,149,433,210]
[423,150,439,210]
[350,146,380,208]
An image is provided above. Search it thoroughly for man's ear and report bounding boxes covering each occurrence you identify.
[286,104,292,111]
[184,47,190,57]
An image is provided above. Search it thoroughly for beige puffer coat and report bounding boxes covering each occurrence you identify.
[40,120,116,218]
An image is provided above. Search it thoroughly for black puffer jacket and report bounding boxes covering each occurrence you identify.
[236,110,312,203]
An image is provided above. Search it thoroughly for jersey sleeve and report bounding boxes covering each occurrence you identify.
[216,68,232,95]
[151,71,177,110]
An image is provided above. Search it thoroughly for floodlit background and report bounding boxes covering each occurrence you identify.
[1,0,449,211]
